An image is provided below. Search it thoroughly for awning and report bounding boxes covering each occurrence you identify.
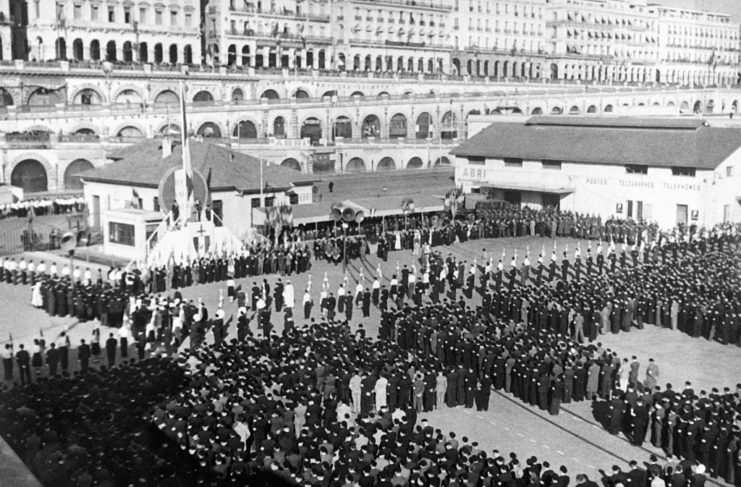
[348,194,445,218]
[480,181,575,195]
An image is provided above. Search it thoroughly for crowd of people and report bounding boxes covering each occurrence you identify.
[0,196,86,220]
[0,212,739,485]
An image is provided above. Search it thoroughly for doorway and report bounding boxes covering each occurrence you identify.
[503,191,521,207]
[676,204,688,226]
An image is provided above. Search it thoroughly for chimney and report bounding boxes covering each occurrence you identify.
[162,136,172,158]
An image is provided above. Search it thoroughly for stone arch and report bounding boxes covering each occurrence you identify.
[333,116,353,140]
[351,91,365,98]
[346,157,366,173]
[300,117,322,144]
[407,156,424,169]
[154,89,179,105]
[233,120,258,139]
[89,40,100,60]
[72,38,84,60]
[587,105,598,113]
[693,100,702,113]
[273,116,286,138]
[377,157,396,171]
[294,88,310,99]
[467,109,481,118]
[112,86,144,105]
[232,88,245,102]
[680,101,690,111]
[434,156,450,167]
[159,123,181,135]
[71,86,106,105]
[0,87,14,107]
[389,113,408,139]
[569,105,580,115]
[106,40,117,61]
[63,159,94,190]
[377,91,390,99]
[115,124,146,138]
[9,156,51,193]
[26,87,63,106]
[706,99,715,113]
[193,90,215,103]
[197,122,222,138]
[550,106,563,115]
[452,58,461,75]
[361,114,381,138]
[261,89,280,100]
[123,41,134,62]
[322,90,337,98]
[531,107,543,115]
[70,123,98,135]
[604,104,613,113]
[440,111,457,139]
[416,112,431,138]
[281,158,302,172]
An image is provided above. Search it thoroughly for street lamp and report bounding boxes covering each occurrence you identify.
[330,205,364,272]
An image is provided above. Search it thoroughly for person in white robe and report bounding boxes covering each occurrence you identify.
[374,375,388,412]
[31,281,43,308]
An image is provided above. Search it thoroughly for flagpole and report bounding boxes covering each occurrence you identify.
[259,150,264,201]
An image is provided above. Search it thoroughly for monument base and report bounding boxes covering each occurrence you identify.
[145,217,244,267]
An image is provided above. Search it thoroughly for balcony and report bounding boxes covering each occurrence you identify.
[228,6,330,22]
[351,0,453,12]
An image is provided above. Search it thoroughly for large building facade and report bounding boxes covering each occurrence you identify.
[452,116,741,228]
[9,0,201,63]
[1,0,739,85]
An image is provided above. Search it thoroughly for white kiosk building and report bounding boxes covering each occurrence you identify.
[80,138,314,263]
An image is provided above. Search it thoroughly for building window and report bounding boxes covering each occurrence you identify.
[153,197,160,212]
[170,10,177,25]
[109,222,135,246]
[625,164,648,174]
[185,12,192,27]
[468,156,485,165]
[264,196,275,207]
[73,4,82,20]
[671,167,696,177]
[108,5,115,22]
[726,166,734,177]
[155,9,163,25]
[91,5,98,20]
[504,158,523,167]
[542,160,561,170]
[139,7,146,24]
[251,197,261,208]
[124,6,131,23]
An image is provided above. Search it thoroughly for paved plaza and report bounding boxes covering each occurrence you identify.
[0,234,738,484]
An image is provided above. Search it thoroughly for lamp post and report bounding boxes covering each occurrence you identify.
[342,221,349,272]
[330,204,365,274]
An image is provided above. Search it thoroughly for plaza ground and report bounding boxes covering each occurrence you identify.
[0,234,738,485]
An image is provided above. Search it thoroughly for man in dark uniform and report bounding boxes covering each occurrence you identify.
[631,398,649,446]
[78,339,91,372]
[105,332,118,367]
[362,288,371,318]
[45,342,59,377]
[16,344,31,385]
